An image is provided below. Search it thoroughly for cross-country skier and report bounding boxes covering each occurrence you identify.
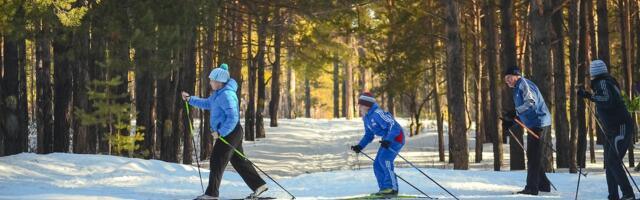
[351,92,405,197]
[578,60,636,200]
[501,66,552,195]
[182,63,268,200]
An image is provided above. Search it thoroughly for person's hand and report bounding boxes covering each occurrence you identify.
[380,140,391,149]
[501,111,516,131]
[577,89,592,100]
[502,120,514,131]
[181,91,190,101]
[351,145,362,153]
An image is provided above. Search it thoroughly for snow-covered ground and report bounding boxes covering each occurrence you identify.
[1,118,638,199]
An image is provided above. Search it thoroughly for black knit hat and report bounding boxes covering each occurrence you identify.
[503,66,521,76]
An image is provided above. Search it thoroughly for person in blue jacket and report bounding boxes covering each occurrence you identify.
[351,92,405,197]
[501,66,552,195]
[578,60,635,200]
[182,64,267,200]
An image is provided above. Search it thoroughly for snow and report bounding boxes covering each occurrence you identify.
[0,118,637,199]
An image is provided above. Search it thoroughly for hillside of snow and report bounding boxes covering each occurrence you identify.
[1,118,637,199]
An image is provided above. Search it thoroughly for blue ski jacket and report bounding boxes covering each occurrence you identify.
[188,79,239,137]
[358,103,405,148]
[512,77,552,129]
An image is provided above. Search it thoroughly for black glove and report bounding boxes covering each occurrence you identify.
[351,145,362,153]
[501,111,516,131]
[577,89,592,100]
[502,120,514,131]
[380,140,391,149]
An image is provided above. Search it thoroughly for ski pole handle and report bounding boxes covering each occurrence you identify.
[513,118,540,139]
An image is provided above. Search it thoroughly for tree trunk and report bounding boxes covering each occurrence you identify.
[1,5,27,156]
[343,37,354,120]
[255,13,267,139]
[285,12,296,119]
[269,5,283,127]
[442,0,469,169]
[434,61,445,162]
[619,0,635,167]
[472,0,483,163]
[333,58,340,118]
[17,35,28,155]
[53,25,73,153]
[552,0,571,169]
[36,18,54,154]
[568,0,581,173]
[304,77,311,118]
[90,15,106,154]
[501,0,525,170]
[231,1,243,100]
[182,24,197,164]
[0,34,4,156]
[285,56,296,119]
[158,71,179,162]
[530,0,554,172]
[2,23,27,155]
[245,12,256,141]
[577,0,590,168]
[596,0,611,65]
[200,3,217,160]
[484,0,503,171]
[73,17,90,154]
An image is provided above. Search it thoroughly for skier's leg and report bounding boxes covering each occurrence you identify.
[228,124,267,191]
[205,135,235,197]
[537,126,551,192]
[524,133,541,193]
[611,123,634,198]
[377,146,399,191]
[373,148,385,191]
[605,143,620,200]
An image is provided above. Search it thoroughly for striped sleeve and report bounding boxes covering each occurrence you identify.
[374,109,400,142]
[515,80,536,115]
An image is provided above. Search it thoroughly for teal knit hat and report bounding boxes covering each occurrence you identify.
[209,63,230,83]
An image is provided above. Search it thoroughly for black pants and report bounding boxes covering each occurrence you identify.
[604,122,634,200]
[206,124,266,197]
[525,126,551,192]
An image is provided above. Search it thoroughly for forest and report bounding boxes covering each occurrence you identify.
[1,0,640,175]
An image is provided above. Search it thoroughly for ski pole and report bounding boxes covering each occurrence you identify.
[358,151,435,199]
[184,101,205,193]
[387,148,459,200]
[575,166,583,200]
[587,105,640,194]
[513,118,557,153]
[507,127,551,190]
[506,128,527,155]
[218,136,296,199]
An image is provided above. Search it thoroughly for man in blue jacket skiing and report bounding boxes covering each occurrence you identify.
[182,64,267,200]
[351,92,405,197]
[502,66,552,196]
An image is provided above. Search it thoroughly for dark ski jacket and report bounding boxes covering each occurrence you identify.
[589,75,634,136]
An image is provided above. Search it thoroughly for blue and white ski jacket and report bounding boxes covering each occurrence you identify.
[512,77,552,129]
[358,103,405,148]
[188,79,239,137]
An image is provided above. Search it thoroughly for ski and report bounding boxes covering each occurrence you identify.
[194,197,277,200]
[226,197,277,200]
[340,195,435,200]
